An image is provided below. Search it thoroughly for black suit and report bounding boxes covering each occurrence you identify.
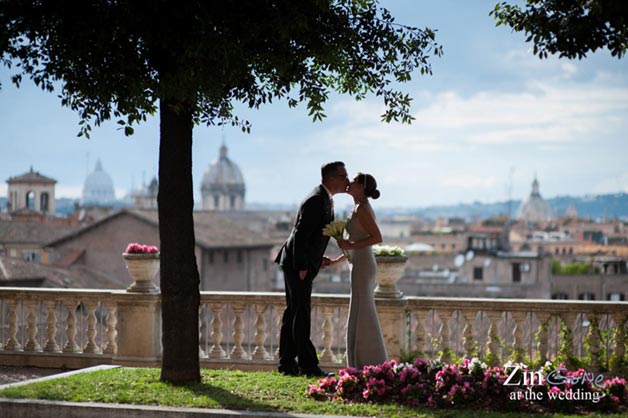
[275,185,333,373]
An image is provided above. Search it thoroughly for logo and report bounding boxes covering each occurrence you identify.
[503,364,606,404]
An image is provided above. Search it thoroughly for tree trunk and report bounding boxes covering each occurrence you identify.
[158,98,201,383]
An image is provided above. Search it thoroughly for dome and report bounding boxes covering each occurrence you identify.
[82,159,115,206]
[517,177,552,224]
[201,144,245,194]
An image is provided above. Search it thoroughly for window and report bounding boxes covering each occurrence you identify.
[578,293,595,301]
[25,190,35,209]
[607,293,625,301]
[208,251,214,264]
[40,192,49,213]
[230,195,236,209]
[473,267,483,280]
[22,251,40,262]
[451,244,456,250]
[512,263,521,283]
[237,251,243,264]
[223,251,229,263]
[552,293,569,300]
[213,195,220,208]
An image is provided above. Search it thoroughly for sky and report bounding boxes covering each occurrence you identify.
[1,1,627,211]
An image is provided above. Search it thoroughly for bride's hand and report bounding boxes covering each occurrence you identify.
[337,239,352,250]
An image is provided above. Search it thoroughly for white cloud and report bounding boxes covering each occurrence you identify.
[55,186,82,199]
[316,78,628,149]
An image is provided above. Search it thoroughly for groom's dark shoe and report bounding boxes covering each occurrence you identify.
[301,367,334,378]
[278,363,299,377]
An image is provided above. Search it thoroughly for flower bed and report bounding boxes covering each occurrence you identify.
[308,358,628,413]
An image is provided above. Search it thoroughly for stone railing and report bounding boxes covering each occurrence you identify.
[0,287,626,372]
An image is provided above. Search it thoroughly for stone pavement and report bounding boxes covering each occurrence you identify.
[0,365,66,385]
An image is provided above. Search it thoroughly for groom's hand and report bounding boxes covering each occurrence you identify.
[321,257,332,269]
[299,270,308,280]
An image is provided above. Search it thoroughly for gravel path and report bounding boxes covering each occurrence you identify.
[0,366,66,385]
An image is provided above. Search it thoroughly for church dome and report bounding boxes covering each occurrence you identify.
[82,159,115,207]
[517,177,552,224]
[201,144,245,194]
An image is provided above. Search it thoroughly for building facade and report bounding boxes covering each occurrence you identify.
[45,209,276,291]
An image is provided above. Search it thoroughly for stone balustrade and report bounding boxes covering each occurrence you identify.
[0,287,626,372]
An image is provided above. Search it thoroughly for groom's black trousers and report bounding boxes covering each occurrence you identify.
[279,265,319,372]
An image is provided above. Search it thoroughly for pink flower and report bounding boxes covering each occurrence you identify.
[125,242,159,254]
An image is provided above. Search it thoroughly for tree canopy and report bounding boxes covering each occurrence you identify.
[491,0,628,59]
[1,0,442,383]
[1,1,442,135]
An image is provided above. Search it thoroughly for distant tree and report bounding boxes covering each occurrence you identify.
[491,0,628,59]
[0,1,441,383]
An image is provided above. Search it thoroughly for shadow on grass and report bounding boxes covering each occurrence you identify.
[183,381,283,412]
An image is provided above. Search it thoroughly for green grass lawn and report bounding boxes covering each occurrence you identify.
[0,367,622,418]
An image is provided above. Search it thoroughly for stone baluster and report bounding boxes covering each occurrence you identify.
[24,300,42,352]
[209,303,226,359]
[275,305,283,361]
[103,301,117,355]
[63,299,81,353]
[512,311,527,362]
[462,310,476,357]
[559,312,577,360]
[5,299,22,351]
[199,309,207,358]
[339,305,348,364]
[319,306,336,363]
[439,309,452,363]
[536,313,550,363]
[413,309,426,357]
[486,311,502,365]
[586,314,601,370]
[251,304,269,360]
[230,304,248,360]
[612,313,627,368]
[83,300,101,354]
[44,300,61,352]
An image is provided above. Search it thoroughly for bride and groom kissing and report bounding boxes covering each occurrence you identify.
[274,161,388,378]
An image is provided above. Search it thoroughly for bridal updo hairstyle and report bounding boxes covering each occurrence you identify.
[355,173,380,200]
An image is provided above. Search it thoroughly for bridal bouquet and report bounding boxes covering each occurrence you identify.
[322,220,347,240]
[322,220,350,261]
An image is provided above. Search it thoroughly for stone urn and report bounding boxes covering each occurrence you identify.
[122,252,160,293]
[374,255,407,299]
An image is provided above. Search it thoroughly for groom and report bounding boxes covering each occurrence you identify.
[275,161,349,377]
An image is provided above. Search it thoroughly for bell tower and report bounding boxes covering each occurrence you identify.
[6,166,57,215]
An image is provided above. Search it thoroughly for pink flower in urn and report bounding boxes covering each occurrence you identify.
[125,242,159,254]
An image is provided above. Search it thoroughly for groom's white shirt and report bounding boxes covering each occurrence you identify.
[321,184,334,214]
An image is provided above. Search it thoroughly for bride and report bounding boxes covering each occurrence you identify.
[335,172,388,369]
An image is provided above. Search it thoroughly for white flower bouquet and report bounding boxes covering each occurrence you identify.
[322,220,347,240]
[322,220,349,261]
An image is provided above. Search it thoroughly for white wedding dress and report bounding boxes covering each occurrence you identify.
[345,203,388,368]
